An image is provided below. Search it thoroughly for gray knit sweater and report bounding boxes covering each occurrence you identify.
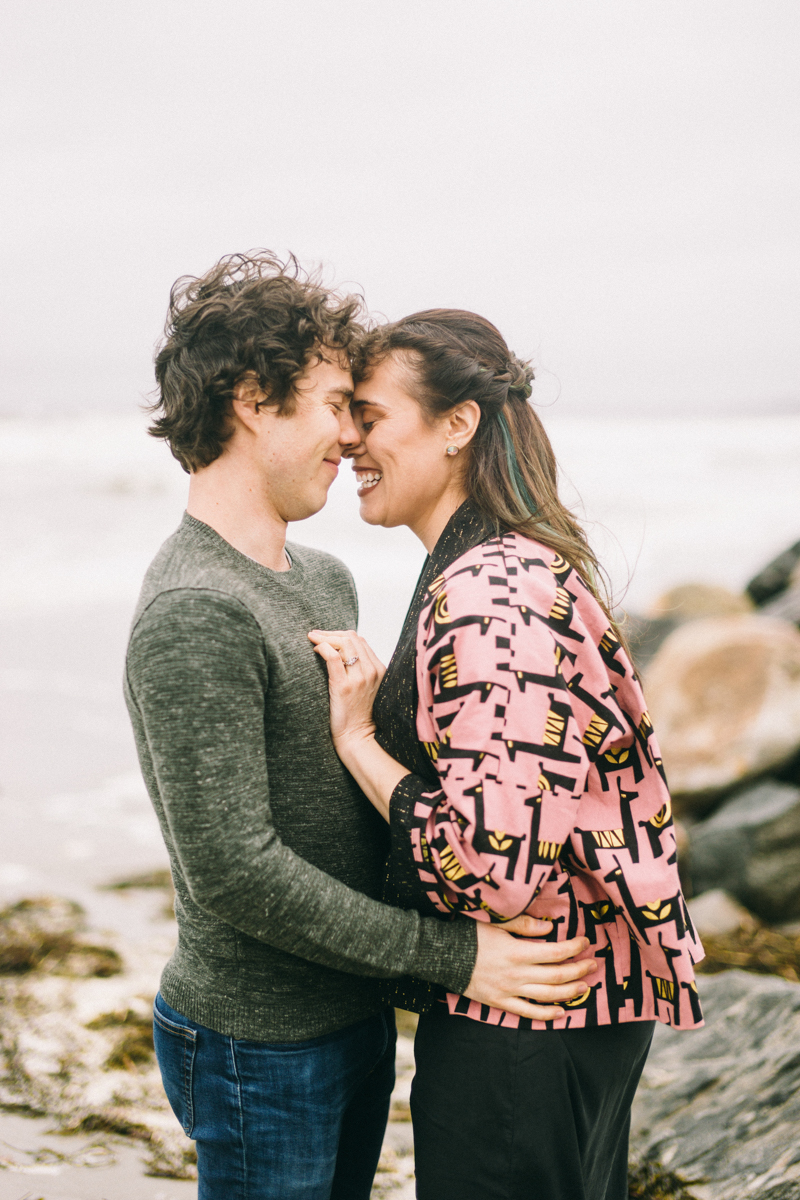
[124,514,477,1041]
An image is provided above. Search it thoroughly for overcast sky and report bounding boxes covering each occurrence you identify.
[2,1,799,417]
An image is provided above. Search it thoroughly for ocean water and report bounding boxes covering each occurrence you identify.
[1,412,799,898]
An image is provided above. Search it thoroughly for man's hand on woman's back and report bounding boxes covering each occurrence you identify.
[466,918,597,1022]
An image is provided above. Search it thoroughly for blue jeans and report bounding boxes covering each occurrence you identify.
[153,993,396,1200]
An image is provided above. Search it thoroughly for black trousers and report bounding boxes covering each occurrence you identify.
[411,1006,654,1200]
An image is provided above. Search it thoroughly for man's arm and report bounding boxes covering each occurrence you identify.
[125,588,476,992]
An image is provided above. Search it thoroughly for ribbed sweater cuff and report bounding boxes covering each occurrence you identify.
[408,913,477,995]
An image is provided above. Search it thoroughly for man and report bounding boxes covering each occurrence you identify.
[125,252,594,1199]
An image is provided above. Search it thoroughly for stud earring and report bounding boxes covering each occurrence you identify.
[445,444,459,456]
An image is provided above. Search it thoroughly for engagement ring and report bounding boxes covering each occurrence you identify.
[343,655,359,667]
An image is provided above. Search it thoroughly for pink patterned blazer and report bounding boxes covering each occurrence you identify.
[383,514,703,1031]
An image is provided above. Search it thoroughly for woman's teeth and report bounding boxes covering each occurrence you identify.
[358,472,382,491]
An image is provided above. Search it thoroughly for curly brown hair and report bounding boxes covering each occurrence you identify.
[150,251,365,472]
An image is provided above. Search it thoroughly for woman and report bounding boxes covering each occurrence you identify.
[309,310,703,1200]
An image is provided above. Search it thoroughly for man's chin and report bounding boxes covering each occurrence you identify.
[285,485,332,524]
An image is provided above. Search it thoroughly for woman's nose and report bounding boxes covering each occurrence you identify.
[338,407,364,454]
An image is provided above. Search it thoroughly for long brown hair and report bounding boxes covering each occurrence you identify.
[354,309,624,643]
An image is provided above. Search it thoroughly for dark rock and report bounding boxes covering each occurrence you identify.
[86,1008,156,1070]
[689,781,800,922]
[774,746,800,789]
[630,971,800,1200]
[746,540,800,607]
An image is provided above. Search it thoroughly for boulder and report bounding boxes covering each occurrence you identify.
[630,970,800,1200]
[746,539,800,607]
[625,585,752,672]
[689,781,800,922]
[650,584,753,621]
[687,889,758,938]
[644,615,800,806]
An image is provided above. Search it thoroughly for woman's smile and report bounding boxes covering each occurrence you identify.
[353,467,383,494]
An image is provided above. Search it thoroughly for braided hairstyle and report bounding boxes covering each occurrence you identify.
[353,309,624,642]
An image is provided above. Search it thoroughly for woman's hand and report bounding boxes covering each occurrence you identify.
[309,630,407,821]
[308,629,386,750]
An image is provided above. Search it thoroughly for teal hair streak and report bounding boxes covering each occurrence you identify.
[495,409,538,518]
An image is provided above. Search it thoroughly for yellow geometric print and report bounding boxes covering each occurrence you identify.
[590,828,627,851]
[548,585,571,624]
[543,704,566,747]
[582,713,609,750]
[439,843,468,882]
[434,591,450,625]
[439,650,458,689]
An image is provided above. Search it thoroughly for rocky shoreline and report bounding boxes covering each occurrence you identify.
[0,881,417,1198]
[631,971,800,1200]
[2,538,800,1198]
[3,887,799,1200]
[0,887,197,1185]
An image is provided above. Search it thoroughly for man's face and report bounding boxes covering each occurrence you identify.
[247,352,359,523]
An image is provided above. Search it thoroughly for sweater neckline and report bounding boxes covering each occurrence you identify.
[181,512,305,584]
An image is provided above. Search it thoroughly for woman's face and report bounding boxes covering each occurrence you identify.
[349,352,464,540]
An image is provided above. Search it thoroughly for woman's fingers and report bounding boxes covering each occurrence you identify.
[308,630,386,676]
[312,641,346,670]
[308,629,357,647]
[313,642,353,688]
[313,636,381,747]
[356,637,387,679]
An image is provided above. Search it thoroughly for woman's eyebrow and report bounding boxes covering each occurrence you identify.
[351,398,385,411]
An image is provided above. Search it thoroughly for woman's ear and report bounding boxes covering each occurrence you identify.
[446,400,481,450]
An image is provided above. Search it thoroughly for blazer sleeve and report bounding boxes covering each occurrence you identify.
[389,554,626,921]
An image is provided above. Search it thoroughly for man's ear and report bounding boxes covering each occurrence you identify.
[446,400,481,449]
[231,373,272,434]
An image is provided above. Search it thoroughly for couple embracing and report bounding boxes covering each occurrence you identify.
[125,252,703,1200]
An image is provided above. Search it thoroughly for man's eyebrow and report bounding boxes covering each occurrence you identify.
[327,386,354,401]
